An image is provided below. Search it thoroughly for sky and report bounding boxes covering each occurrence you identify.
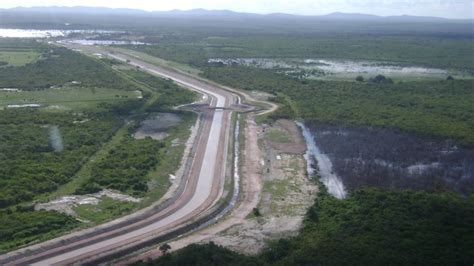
[0,0,472,19]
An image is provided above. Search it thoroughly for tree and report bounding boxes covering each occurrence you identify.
[356,76,364,82]
[253,207,261,217]
[446,75,454,81]
[370,74,393,84]
[159,243,171,254]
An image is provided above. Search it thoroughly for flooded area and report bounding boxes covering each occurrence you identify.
[60,39,149,46]
[0,28,119,38]
[0,88,21,92]
[0,29,66,38]
[297,122,347,199]
[6,103,41,108]
[208,58,452,80]
[0,28,149,47]
[133,113,182,140]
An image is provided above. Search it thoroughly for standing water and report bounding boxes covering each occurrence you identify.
[297,122,347,199]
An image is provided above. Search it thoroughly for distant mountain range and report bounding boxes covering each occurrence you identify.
[1,6,471,22]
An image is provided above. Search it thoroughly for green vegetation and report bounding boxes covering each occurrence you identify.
[73,197,138,224]
[83,137,164,196]
[132,37,473,264]
[203,66,474,145]
[145,187,474,266]
[0,209,79,253]
[136,242,256,266]
[0,109,121,208]
[0,47,133,90]
[265,128,291,143]
[1,12,472,262]
[110,48,202,76]
[0,39,197,252]
[0,87,141,110]
[135,34,474,70]
[121,69,197,111]
[262,188,474,265]
[0,50,40,67]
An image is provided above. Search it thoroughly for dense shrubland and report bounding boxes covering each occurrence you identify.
[134,34,474,70]
[143,187,474,265]
[0,209,79,253]
[0,110,121,252]
[0,109,122,208]
[81,137,165,196]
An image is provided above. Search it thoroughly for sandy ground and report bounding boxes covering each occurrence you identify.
[35,190,141,217]
[132,113,181,140]
[268,119,307,154]
[205,119,317,254]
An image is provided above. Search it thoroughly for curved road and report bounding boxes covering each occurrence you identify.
[0,49,237,265]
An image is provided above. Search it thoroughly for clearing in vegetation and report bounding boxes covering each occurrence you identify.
[0,50,40,67]
[0,87,141,110]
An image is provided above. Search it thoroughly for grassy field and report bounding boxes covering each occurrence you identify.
[73,197,138,224]
[0,50,40,67]
[265,128,291,143]
[0,87,141,110]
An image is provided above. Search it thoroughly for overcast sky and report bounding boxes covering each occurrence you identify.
[0,0,472,19]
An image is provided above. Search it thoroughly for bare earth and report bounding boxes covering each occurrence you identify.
[132,118,317,261]
[207,119,317,254]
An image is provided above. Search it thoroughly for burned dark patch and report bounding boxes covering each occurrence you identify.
[306,123,474,194]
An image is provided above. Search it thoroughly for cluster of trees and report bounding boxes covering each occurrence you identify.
[80,137,164,197]
[356,74,394,83]
[202,65,474,146]
[142,187,474,265]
